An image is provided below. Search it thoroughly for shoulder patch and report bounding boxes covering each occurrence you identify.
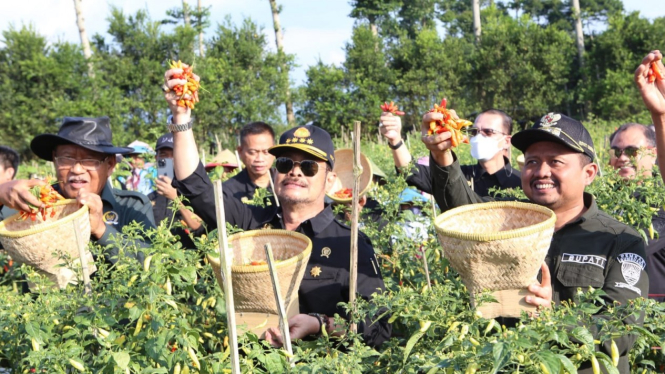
[614,252,646,296]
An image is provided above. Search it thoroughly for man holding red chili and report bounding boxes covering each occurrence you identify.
[163,65,390,348]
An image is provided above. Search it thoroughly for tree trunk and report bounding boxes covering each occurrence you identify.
[183,0,191,27]
[72,0,94,75]
[198,0,204,56]
[472,0,481,44]
[571,0,585,67]
[269,0,295,125]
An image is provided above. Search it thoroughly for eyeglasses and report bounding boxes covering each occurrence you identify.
[610,146,644,158]
[466,128,506,137]
[54,156,108,170]
[275,157,321,177]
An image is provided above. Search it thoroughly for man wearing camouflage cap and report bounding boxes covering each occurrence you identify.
[162,66,390,348]
[422,110,647,374]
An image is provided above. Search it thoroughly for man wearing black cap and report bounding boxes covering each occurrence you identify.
[163,67,390,348]
[422,111,647,374]
[0,117,155,264]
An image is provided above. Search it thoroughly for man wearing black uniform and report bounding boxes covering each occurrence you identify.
[423,110,648,374]
[608,124,665,301]
[224,122,277,208]
[380,108,521,196]
[163,66,390,348]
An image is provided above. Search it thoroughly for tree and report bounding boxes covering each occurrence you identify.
[268,0,295,125]
[72,0,94,75]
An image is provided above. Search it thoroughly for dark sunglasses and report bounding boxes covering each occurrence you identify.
[275,157,321,177]
[610,146,641,158]
[466,128,506,137]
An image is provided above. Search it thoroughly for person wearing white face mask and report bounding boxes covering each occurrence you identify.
[380,108,521,197]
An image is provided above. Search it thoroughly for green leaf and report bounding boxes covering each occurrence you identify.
[490,342,510,374]
[112,351,130,369]
[571,326,594,346]
[556,354,578,374]
[597,354,620,374]
[402,330,426,365]
[536,350,561,374]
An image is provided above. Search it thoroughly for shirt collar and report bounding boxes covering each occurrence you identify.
[560,192,597,228]
[268,204,335,235]
[100,182,119,211]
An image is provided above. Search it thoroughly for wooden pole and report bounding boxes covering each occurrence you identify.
[264,243,292,359]
[268,170,280,207]
[73,217,91,295]
[420,244,431,290]
[349,121,362,334]
[213,180,240,374]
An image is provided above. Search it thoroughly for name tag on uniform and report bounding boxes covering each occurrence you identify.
[561,253,606,269]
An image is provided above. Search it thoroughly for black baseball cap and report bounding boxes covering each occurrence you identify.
[269,125,335,168]
[512,113,596,161]
[155,133,174,151]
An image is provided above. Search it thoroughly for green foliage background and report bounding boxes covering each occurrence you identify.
[1,0,664,160]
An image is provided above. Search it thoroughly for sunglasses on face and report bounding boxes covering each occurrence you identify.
[610,146,641,158]
[275,157,321,177]
[466,128,506,137]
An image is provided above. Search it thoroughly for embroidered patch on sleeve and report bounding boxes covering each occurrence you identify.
[615,253,646,296]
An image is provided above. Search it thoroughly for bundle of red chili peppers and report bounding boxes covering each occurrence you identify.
[648,61,663,83]
[380,101,405,116]
[426,98,472,148]
[167,60,201,109]
[19,183,64,221]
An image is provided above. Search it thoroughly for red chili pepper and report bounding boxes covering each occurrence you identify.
[380,101,405,116]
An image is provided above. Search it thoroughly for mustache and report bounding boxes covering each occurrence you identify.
[280,178,307,187]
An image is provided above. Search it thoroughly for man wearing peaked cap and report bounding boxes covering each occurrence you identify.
[422,111,647,374]
[0,117,156,267]
[162,66,390,348]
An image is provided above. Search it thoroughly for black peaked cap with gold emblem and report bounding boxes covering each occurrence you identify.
[269,125,335,168]
[511,112,596,161]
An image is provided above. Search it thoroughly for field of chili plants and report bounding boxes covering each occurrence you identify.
[1,119,665,373]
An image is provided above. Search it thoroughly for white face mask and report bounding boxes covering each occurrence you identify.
[470,134,504,161]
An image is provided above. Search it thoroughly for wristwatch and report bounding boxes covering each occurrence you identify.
[167,115,194,133]
[308,313,329,336]
[388,139,404,150]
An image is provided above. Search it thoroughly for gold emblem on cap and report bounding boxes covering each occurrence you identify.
[307,139,314,144]
[291,137,298,143]
[321,247,331,258]
[294,127,311,138]
[540,113,561,127]
[310,266,322,277]
[299,138,306,143]
[286,138,292,144]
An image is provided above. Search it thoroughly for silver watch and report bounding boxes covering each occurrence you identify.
[167,115,194,133]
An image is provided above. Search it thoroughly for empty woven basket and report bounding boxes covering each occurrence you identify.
[326,149,373,203]
[207,229,312,316]
[434,201,556,318]
[0,199,93,288]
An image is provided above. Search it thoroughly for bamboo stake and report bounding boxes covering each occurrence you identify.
[268,170,280,207]
[73,217,91,295]
[349,121,362,334]
[264,243,292,359]
[420,244,431,291]
[213,180,240,374]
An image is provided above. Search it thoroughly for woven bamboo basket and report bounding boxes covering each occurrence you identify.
[326,149,373,203]
[207,230,312,318]
[0,199,94,289]
[434,201,556,318]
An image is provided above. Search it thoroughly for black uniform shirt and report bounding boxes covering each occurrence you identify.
[431,153,648,374]
[173,162,391,347]
[400,156,521,196]
[223,168,277,208]
[646,207,665,301]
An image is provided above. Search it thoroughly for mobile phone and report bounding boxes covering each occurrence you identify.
[157,158,174,180]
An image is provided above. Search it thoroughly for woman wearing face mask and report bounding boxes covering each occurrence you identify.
[380,108,521,197]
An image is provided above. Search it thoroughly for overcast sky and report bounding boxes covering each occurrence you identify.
[2,0,663,84]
